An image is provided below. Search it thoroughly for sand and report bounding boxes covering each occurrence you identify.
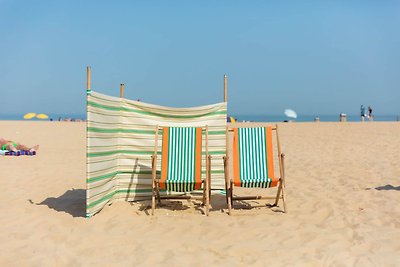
[1,121,399,266]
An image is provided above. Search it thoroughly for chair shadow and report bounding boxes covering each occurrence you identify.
[127,159,208,215]
[209,194,228,211]
[372,184,400,191]
[136,198,206,215]
[135,193,284,215]
[231,198,284,213]
[31,188,86,218]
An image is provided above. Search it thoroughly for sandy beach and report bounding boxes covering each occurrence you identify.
[1,121,399,266]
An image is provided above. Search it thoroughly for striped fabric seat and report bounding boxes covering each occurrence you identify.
[160,127,203,192]
[232,127,278,188]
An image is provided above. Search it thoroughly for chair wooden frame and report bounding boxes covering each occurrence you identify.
[223,124,286,215]
[151,125,212,216]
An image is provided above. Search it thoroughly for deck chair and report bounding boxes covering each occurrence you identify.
[151,126,211,215]
[224,125,286,214]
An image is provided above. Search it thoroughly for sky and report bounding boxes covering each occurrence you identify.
[1,1,399,118]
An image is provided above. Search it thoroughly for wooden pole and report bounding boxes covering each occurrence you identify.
[85,66,90,218]
[120,83,125,98]
[223,74,227,102]
[87,66,91,91]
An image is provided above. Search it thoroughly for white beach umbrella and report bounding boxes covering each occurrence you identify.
[284,109,297,119]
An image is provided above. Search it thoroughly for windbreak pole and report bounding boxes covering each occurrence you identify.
[87,66,91,92]
[120,83,125,98]
[224,74,227,102]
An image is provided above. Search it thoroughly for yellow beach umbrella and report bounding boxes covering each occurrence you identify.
[23,112,36,119]
[36,113,49,119]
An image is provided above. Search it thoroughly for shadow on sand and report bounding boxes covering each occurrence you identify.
[32,188,86,218]
[374,184,400,191]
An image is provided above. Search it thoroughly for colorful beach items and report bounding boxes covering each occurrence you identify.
[151,126,211,215]
[227,116,236,122]
[1,150,36,156]
[224,125,286,214]
[23,113,36,119]
[86,90,226,217]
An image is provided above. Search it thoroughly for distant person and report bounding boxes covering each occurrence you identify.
[0,138,39,152]
[368,106,373,121]
[360,105,366,122]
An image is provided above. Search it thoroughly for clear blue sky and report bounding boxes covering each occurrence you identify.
[1,1,399,117]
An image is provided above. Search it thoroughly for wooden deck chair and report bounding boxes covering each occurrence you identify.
[151,126,211,215]
[224,125,286,215]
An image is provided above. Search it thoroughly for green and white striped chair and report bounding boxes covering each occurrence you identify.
[224,125,286,214]
[151,126,211,215]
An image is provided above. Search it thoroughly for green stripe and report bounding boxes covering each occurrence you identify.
[88,100,226,119]
[88,119,225,130]
[208,130,226,135]
[88,126,224,136]
[91,93,226,114]
[87,170,161,183]
[87,150,160,157]
[203,150,225,155]
[87,127,155,135]
[87,170,225,178]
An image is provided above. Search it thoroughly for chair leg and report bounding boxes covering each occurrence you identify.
[151,181,156,215]
[277,152,286,213]
[202,181,206,206]
[156,183,161,205]
[227,180,233,215]
[281,183,287,213]
[230,181,234,206]
[205,177,210,216]
[274,181,282,206]
[209,177,212,200]
[274,179,286,213]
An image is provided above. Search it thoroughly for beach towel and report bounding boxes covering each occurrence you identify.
[1,150,36,156]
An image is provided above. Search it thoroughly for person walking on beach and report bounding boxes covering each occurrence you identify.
[368,106,373,121]
[360,105,366,122]
[0,138,39,152]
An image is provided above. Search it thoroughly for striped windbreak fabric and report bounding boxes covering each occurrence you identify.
[160,127,203,192]
[232,127,278,188]
[86,90,226,217]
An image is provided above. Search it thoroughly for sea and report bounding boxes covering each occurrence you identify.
[0,114,87,121]
[1,113,399,122]
[233,114,400,122]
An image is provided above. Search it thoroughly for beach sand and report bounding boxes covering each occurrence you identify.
[1,121,399,266]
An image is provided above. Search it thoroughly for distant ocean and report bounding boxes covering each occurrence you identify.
[233,114,400,122]
[1,113,399,122]
[0,114,87,121]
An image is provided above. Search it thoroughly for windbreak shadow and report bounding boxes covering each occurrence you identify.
[374,184,400,191]
[33,188,86,218]
[125,159,155,201]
